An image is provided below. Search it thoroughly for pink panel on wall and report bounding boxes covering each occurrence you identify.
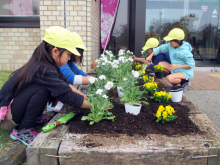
[101,0,119,49]
[9,0,33,15]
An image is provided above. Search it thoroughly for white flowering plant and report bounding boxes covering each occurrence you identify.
[81,76,115,125]
[95,56,114,80]
[112,51,133,86]
[120,71,149,106]
[118,49,133,58]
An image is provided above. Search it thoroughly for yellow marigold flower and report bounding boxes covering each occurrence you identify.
[143,71,145,74]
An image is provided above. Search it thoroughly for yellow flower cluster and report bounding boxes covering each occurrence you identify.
[135,64,142,70]
[143,75,154,83]
[156,105,175,119]
[144,82,157,89]
[154,91,171,100]
[154,65,164,72]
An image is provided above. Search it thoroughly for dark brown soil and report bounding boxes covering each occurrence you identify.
[68,78,202,136]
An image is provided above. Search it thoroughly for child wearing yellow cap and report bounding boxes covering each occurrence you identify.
[132,38,171,72]
[145,28,195,91]
[0,26,91,146]
[47,32,91,112]
[60,32,90,85]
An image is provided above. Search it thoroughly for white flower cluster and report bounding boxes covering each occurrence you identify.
[104,81,114,90]
[96,89,103,95]
[118,56,133,63]
[118,49,125,56]
[126,50,133,55]
[89,77,97,84]
[132,70,139,78]
[111,60,119,68]
[102,95,108,99]
[105,50,114,58]
[99,75,106,80]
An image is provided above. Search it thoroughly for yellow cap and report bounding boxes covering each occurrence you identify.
[142,38,159,50]
[163,28,185,41]
[43,26,80,56]
[71,32,87,51]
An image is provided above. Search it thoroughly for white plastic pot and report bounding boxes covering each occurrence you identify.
[124,103,142,115]
[168,86,183,102]
[117,86,123,97]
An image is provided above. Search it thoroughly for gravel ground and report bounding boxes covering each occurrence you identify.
[183,90,220,132]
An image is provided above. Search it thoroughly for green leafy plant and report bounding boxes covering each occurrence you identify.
[120,71,149,106]
[151,91,171,103]
[155,105,177,123]
[81,77,115,125]
[81,93,114,125]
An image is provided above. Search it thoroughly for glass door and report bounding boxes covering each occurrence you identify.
[145,0,220,68]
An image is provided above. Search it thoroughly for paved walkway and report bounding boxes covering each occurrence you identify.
[183,71,220,132]
[188,71,220,90]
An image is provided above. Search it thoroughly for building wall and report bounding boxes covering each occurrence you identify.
[0,28,41,71]
[39,0,100,73]
[0,0,100,72]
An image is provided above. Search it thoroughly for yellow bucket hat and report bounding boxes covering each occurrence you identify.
[71,32,87,51]
[43,26,80,56]
[163,28,185,41]
[142,38,159,50]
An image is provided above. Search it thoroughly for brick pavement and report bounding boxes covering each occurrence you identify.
[188,71,220,90]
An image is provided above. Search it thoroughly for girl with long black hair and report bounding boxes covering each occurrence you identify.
[0,26,91,146]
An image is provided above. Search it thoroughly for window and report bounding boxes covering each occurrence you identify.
[0,0,40,28]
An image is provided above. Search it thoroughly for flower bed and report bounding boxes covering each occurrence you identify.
[68,78,202,136]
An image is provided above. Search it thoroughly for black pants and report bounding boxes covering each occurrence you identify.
[11,84,50,129]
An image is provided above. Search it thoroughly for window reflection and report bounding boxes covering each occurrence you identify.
[145,0,220,64]
[107,0,129,55]
[0,0,39,16]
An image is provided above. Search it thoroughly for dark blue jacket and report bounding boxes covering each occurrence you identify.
[149,52,170,71]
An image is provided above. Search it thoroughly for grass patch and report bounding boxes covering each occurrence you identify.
[0,70,13,149]
[0,71,12,89]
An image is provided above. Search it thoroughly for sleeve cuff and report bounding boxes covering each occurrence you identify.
[73,75,83,85]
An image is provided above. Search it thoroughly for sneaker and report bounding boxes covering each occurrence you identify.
[10,128,38,146]
[36,116,51,126]
[180,81,191,91]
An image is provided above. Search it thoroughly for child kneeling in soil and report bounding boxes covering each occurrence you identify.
[132,38,171,74]
[145,28,195,91]
[47,32,90,112]
[0,26,91,146]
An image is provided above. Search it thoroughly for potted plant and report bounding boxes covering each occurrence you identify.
[155,105,177,123]
[154,64,164,79]
[120,72,148,115]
